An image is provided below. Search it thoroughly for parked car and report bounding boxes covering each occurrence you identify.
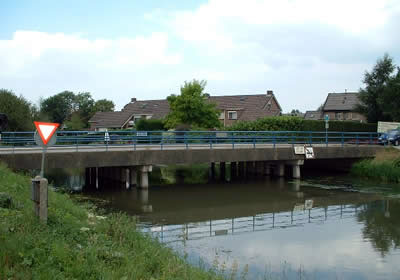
[378,129,400,146]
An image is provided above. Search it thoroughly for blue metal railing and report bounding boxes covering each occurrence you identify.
[0,130,381,150]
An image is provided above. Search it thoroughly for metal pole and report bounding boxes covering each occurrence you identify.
[40,147,47,178]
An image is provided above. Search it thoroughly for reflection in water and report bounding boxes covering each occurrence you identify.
[84,178,400,280]
[357,199,400,257]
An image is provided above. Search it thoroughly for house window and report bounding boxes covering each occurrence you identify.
[228,111,237,120]
[219,112,225,120]
[343,112,348,120]
[335,112,342,120]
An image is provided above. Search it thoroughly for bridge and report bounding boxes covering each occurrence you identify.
[0,130,383,188]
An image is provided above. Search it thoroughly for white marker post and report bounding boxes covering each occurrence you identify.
[32,121,59,223]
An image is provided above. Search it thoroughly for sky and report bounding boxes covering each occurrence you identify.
[1,0,399,112]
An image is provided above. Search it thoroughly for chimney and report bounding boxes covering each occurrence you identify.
[266,90,273,96]
[131,98,137,103]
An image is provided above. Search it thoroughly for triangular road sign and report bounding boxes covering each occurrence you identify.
[34,121,60,145]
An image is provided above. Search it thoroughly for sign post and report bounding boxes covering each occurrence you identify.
[32,121,59,224]
[324,115,329,146]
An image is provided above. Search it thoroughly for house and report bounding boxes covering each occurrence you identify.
[89,91,282,130]
[321,92,366,122]
[304,110,323,120]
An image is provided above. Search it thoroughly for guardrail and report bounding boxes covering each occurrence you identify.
[0,130,381,150]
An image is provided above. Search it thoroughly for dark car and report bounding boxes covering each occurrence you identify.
[379,129,400,146]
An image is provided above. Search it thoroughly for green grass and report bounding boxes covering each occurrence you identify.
[0,163,224,280]
[351,148,400,183]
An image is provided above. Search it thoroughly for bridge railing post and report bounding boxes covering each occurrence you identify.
[253,133,256,149]
[273,133,276,148]
[231,132,234,149]
[356,133,359,146]
[341,132,344,147]
[185,132,188,150]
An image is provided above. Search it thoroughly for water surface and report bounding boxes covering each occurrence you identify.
[84,177,400,279]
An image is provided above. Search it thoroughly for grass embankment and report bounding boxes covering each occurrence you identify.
[352,147,400,183]
[0,164,223,280]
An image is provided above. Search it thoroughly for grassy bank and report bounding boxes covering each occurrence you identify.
[352,147,400,183]
[0,164,223,280]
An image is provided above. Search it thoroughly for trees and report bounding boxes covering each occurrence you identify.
[0,89,35,131]
[164,80,221,129]
[40,91,75,124]
[92,99,115,113]
[40,91,114,129]
[356,54,399,122]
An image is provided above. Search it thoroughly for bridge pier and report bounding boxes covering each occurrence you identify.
[264,162,271,176]
[210,162,216,181]
[286,160,304,179]
[238,162,244,178]
[139,165,152,189]
[230,162,237,180]
[130,167,137,187]
[220,162,226,181]
[274,163,285,177]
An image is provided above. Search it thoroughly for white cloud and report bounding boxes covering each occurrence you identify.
[0,30,182,108]
[0,0,399,112]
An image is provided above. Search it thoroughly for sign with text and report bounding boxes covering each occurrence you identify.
[294,146,305,155]
[305,147,315,159]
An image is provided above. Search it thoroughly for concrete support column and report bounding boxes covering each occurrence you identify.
[95,167,99,189]
[264,162,271,176]
[255,161,263,176]
[246,161,254,177]
[275,163,285,177]
[130,167,137,187]
[124,168,130,189]
[286,160,304,179]
[210,162,216,181]
[238,162,245,178]
[230,162,237,180]
[139,165,152,189]
[85,168,90,187]
[220,162,226,181]
[292,165,301,179]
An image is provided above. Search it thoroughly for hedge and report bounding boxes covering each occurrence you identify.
[135,119,165,131]
[224,116,377,132]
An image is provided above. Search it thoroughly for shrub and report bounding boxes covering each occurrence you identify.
[135,119,165,131]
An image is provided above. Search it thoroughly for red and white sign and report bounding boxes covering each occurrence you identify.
[34,121,60,145]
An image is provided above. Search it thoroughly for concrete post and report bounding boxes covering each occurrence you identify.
[95,167,99,189]
[210,162,216,181]
[286,160,304,179]
[125,168,130,189]
[230,162,237,180]
[220,162,226,181]
[275,163,285,177]
[264,162,271,175]
[31,176,48,224]
[139,165,152,189]
[130,167,137,187]
[238,162,244,178]
[85,168,90,187]
[292,165,301,179]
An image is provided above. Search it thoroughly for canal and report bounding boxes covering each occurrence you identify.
[71,171,400,280]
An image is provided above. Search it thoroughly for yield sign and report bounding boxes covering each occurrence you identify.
[34,121,60,145]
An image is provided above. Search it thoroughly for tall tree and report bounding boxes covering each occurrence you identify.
[74,92,94,124]
[380,67,400,121]
[92,99,115,113]
[164,80,221,129]
[40,91,75,124]
[0,89,34,131]
[356,54,396,122]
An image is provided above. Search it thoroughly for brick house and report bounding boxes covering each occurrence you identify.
[89,91,282,130]
[321,92,366,122]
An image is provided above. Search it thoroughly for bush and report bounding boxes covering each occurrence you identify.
[225,116,377,132]
[135,119,165,131]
